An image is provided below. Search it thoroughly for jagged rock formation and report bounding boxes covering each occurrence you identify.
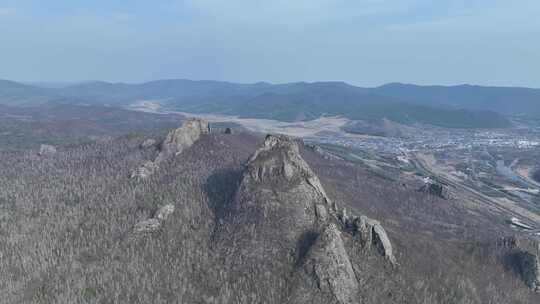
[132,119,209,178]
[245,134,334,207]
[156,118,210,162]
[220,134,335,250]
[132,133,396,301]
[38,144,57,156]
[218,134,396,303]
[133,204,175,233]
[296,224,359,304]
[350,216,397,265]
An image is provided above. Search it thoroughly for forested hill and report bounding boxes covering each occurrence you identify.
[2,79,536,128]
[1,120,538,303]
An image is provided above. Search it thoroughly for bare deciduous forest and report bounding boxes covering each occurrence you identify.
[0,130,538,303]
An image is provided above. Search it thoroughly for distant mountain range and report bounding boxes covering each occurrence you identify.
[373,83,540,116]
[2,79,539,128]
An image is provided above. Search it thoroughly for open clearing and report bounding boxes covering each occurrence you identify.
[128,101,352,138]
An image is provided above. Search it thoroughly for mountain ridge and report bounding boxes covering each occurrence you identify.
[373,82,540,116]
[3,78,538,128]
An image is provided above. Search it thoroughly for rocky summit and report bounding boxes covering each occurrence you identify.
[131,118,210,179]
[157,118,210,162]
[216,134,396,303]
[129,130,397,303]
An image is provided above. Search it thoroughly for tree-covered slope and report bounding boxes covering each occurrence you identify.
[0,128,538,303]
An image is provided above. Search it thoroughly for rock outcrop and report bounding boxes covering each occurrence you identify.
[132,119,209,179]
[224,135,335,246]
[497,236,519,250]
[156,118,210,162]
[300,224,359,304]
[349,215,397,265]
[518,252,540,292]
[372,222,397,265]
[133,204,175,233]
[245,135,333,207]
[219,134,397,302]
[38,144,57,156]
[239,135,395,260]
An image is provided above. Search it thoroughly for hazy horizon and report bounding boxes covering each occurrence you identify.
[1,1,539,87]
[7,78,539,90]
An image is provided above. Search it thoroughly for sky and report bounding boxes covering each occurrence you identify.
[0,0,539,87]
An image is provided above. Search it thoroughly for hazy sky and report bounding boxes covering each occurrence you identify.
[0,0,539,87]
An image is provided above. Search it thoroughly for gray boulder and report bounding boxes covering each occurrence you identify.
[373,223,397,265]
[352,215,397,265]
[240,134,397,264]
